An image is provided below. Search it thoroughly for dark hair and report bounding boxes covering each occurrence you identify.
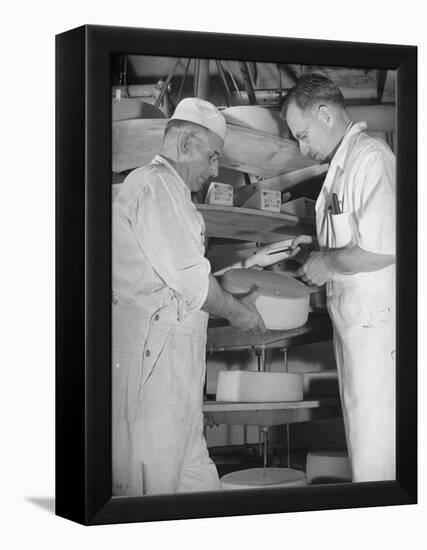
[280,73,345,118]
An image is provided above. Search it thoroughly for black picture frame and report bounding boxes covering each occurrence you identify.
[55,24,417,526]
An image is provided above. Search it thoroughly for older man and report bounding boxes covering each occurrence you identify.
[112,98,265,496]
[281,74,396,482]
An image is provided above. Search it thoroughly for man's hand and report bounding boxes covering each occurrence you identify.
[299,252,335,286]
[229,288,266,333]
[288,235,318,263]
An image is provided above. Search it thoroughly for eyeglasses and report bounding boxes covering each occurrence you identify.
[190,134,222,164]
[295,119,315,144]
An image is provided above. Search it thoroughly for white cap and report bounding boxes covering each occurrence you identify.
[170,97,226,141]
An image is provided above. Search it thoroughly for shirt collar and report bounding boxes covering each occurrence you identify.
[151,154,191,199]
[330,121,367,171]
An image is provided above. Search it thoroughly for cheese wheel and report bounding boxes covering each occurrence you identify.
[221,269,310,330]
[306,450,352,483]
[221,467,307,490]
[216,370,303,402]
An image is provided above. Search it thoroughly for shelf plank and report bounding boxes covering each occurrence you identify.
[204,397,340,411]
[198,204,315,243]
[207,313,332,351]
[203,397,341,426]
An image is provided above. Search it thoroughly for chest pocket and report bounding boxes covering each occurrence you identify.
[325,133,364,250]
[329,211,355,248]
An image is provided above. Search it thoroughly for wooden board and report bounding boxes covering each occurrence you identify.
[207,313,332,351]
[112,119,315,176]
[197,204,315,243]
[203,397,341,427]
[112,98,166,122]
[112,119,166,173]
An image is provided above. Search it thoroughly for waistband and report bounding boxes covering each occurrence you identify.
[112,290,208,335]
[327,271,395,296]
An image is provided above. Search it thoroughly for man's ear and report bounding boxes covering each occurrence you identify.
[178,132,192,156]
[318,105,333,127]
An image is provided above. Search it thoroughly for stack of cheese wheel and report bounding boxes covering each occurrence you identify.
[221,269,310,330]
[216,370,303,402]
[306,450,352,484]
[221,467,307,490]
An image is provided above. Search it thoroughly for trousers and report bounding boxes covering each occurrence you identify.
[327,276,396,482]
[112,299,219,495]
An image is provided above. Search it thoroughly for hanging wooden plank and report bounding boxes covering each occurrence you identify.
[112,119,315,175]
[221,124,316,177]
[112,119,166,173]
[112,104,395,174]
[112,98,165,121]
[262,164,329,192]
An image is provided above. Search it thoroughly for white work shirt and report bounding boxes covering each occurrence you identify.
[113,155,211,321]
[316,122,396,284]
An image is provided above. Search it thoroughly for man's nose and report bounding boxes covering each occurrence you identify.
[299,141,310,157]
[209,159,219,177]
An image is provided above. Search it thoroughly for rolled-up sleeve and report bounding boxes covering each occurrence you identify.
[353,150,396,255]
[124,171,210,316]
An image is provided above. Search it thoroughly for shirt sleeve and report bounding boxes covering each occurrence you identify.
[352,149,396,255]
[123,170,210,316]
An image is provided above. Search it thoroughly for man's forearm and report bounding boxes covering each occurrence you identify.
[202,273,239,319]
[327,245,395,274]
[201,274,265,332]
[300,245,395,286]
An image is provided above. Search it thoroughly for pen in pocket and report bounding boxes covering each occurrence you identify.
[331,193,341,215]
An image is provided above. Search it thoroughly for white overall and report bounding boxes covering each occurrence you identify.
[112,156,219,495]
[316,123,396,482]
[112,298,219,495]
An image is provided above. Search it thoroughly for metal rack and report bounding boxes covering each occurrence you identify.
[204,313,339,430]
[201,207,340,469]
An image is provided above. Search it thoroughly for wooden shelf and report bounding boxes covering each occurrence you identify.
[197,204,315,244]
[207,313,332,352]
[203,397,341,427]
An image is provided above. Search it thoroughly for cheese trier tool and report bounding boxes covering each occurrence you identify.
[214,239,294,276]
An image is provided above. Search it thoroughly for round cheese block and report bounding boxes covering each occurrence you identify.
[216,370,303,402]
[221,467,307,490]
[306,450,352,484]
[221,269,310,330]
